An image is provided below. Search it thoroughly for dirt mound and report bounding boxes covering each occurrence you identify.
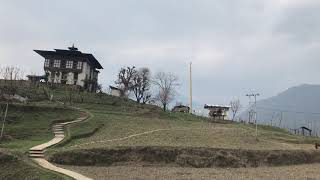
[49,146,320,168]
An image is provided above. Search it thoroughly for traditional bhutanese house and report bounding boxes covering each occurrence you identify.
[204,104,230,120]
[109,86,121,97]
[172,105,190,113]
[33,45,103,92]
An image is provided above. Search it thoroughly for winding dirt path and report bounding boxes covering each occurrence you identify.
[29,107,93,180]
[69,127,230,148]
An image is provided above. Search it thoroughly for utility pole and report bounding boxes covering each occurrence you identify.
[279,112,283,128]
[246,95,253,123]
[246,93,260,139]
[0,102,9,140]
[189,62,193,114]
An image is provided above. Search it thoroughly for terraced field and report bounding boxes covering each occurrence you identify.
[59,163,320,180]
[1,88,320,179]
[56,96,318,151]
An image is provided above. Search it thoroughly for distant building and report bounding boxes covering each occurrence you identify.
[172,105,190,113]
[26,75,46,82]
[109,86,121,97]
[204,104,230,120]
[34,45,103,92]
[293,126,312,136]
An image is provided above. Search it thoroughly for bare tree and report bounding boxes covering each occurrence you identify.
[142,92,152,104]
[0,66,23,95]
[2,66,23,81]
[153,72,179,111]
[115,66,137,97]
[132,67,151,103]
[230,99,241,121]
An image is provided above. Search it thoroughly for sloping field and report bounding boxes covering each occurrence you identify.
[0,103,79,152]
[55,94,319,151]
[2,87,320,179]
[0,102,80,179]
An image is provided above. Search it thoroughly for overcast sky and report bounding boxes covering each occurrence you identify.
[0,0,319,108]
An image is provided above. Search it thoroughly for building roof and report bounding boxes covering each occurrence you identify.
[300,126,312,131]
[109,85,121,90]
[26,75,45,78]
[204,104,230,109]
[34,46,103,69]
[173,105,190,109]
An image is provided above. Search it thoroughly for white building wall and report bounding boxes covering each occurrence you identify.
[46,71,61,83]
[54,72,61,83]
[66,72,74,85]
[77,62,91,87]
[47,71,53,83]
[77,62,85,86]
[111,89,121,97]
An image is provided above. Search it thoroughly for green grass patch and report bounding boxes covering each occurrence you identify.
[0,150,70,180]
[54,92,320,150]
[0,103,79,152]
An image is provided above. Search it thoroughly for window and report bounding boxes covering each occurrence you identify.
[77,61,83,70]
[44,59,50,67]
[66,60,73,68]
[73,61,77,69]
[73,72,78,85]
[53,60,61,68]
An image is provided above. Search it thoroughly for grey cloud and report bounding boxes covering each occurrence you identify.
[274,2,320,44]
[1,0,320,108]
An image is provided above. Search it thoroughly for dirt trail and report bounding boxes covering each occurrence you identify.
[69,127,231,148]
[29,107,93,180]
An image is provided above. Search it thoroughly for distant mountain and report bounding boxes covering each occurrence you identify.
[241,84,320,135]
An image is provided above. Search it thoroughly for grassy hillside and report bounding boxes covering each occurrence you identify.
[1,83,319,151]
[1,84,320,178]
[47,93,320,151]
[0,150,71,180]
[0,102,79,179]
[0,103,79,152]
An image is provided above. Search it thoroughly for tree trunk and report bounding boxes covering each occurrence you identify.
[163,104,166,111]
[232,113,236,121]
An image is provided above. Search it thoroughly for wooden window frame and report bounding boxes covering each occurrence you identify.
[44,59,50,67]
[53,60,61,68]
[66,60,73,68]
[77,61,83,70]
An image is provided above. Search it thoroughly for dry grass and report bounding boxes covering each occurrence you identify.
[61,108,316,150]
[60,163,320,180]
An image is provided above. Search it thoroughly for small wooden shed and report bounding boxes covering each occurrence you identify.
[204,104,230,120]
[172,105,190,113]
[109,86,121,97]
